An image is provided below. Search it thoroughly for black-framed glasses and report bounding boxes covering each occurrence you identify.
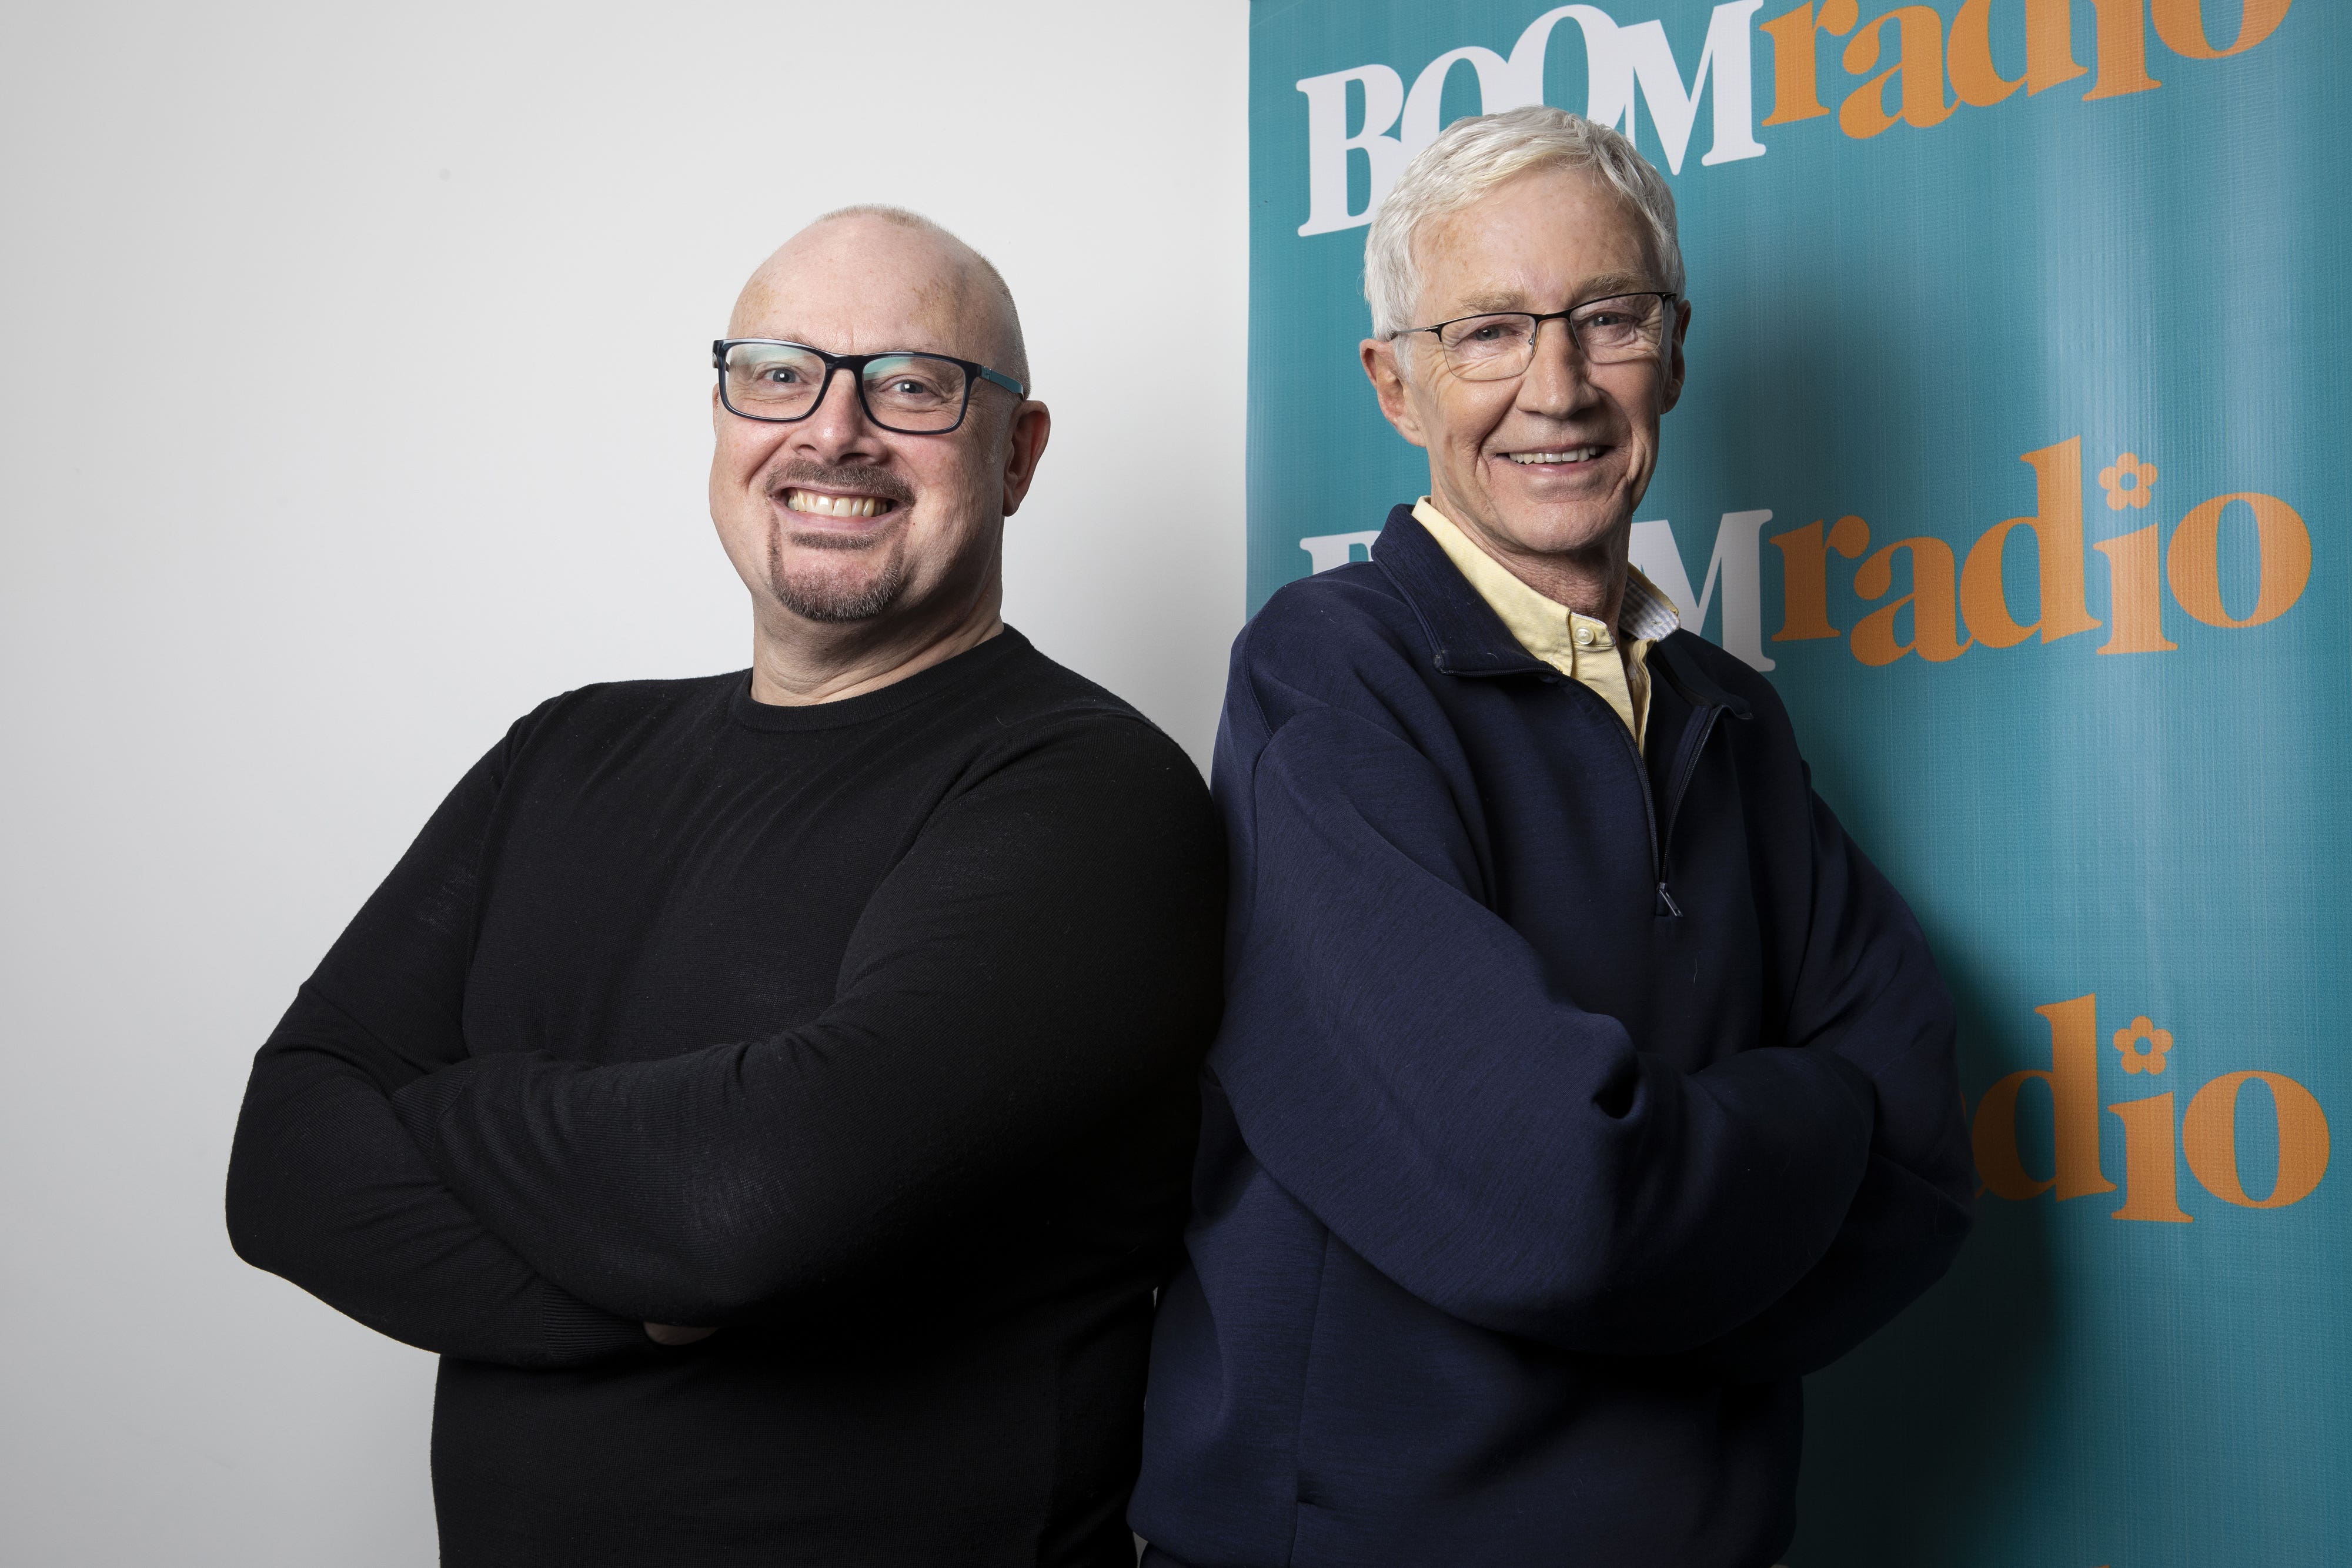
[1395,291,1679,380]
[713,339,1028,434]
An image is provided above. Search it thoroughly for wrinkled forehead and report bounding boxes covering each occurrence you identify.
[729,225,1000,363]
[1414,168,1660,316]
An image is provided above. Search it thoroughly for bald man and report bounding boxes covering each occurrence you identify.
[226,208,1225,1567]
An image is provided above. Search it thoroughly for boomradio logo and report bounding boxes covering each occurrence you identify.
[1295,0,2295,235]
[1761,436,2311,668]
[1972,995,2331,1221]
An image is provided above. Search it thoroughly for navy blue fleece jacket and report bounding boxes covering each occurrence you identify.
[1131,507,1972,1568]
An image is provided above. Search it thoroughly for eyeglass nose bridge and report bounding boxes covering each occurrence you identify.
[1429,312,1599,384]
[799,359,877,429]
[1499,310,1605,383]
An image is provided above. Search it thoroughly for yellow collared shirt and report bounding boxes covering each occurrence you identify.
[1412,498,1684,753]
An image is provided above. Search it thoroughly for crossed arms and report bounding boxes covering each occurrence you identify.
[1210,682,1973,1376]
[226,716,1224,1367]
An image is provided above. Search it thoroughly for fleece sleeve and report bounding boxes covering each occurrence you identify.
[386,720,1225,1328]
[224,736,646,1368]
[1675,784,1973,1381]
[1212,701,1880,1356]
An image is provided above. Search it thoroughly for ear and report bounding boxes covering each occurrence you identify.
[998,400,1052,516]
[1361,337,1428,449]
[1659,297,1692,416]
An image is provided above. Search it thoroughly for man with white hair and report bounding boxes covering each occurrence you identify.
[228,207,1224,1566]
[1132,108,1971,1567]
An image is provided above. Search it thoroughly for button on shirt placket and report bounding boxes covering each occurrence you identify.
[1409,499,1672,753]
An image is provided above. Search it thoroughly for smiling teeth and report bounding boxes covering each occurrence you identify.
[785,490,888,517]
[1509,448,1601,464]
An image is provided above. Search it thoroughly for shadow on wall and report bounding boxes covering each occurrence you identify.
[1789,950,2060,1568]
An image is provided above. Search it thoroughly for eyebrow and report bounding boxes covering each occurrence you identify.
[1452,273,1658,315]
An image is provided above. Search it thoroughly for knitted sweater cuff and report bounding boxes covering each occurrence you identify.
[539,1282,647,1361]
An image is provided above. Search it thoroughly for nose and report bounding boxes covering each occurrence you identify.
[1515,315,1601,420]
[787,365,890,467]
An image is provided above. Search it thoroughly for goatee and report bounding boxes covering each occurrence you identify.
[769,531,907,622]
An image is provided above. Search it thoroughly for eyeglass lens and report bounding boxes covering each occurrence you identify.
[1435,295,1669,379]
[721,343,971,431]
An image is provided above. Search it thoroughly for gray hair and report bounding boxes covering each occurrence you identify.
[1364,105,1685,341]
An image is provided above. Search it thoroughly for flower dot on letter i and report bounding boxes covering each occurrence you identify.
[2099,453,2158,510]
[2114,1015,2173,1075]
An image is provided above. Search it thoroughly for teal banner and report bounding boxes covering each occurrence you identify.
[1245,2,2345,1563]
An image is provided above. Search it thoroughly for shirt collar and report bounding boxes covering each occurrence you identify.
[1619,563,1683,643]
[1406,497,1683,658]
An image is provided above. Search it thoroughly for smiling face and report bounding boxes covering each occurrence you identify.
[710,215,1044,643]
[1362,165,1688,587]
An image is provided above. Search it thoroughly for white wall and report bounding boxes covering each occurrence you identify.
[0,4,1248,1562]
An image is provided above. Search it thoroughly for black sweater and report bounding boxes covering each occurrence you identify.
[226,629,1225,1567]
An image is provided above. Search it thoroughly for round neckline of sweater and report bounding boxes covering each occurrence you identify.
[726,625,1029,733]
